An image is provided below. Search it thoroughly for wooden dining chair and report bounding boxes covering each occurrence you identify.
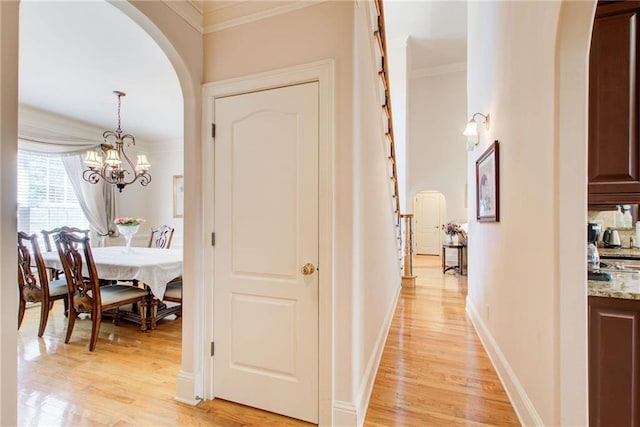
[148,225,174,249]
[41,226,90,282]
[17,232,69,337]
[41,226,90,252]
[54,231,149,351]
[162,280,182,317]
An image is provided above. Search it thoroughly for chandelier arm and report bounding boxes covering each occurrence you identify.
[82,91,151,192]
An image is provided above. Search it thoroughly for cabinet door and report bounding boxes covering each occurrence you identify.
[589,6,640,204]
[589,296,640,427]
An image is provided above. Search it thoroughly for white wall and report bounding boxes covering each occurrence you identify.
[465,1,582,425]
[408,69,467,222]
[387,37,409,212]
[114,140,184,248]
[353,2,403,423]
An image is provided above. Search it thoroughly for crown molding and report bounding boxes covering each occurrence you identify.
[410,62,466,79]
[163,0,204,33]
[203,0,326,34]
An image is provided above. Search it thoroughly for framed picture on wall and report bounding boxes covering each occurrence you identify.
[476,140,500,222]
[173,175,184,218]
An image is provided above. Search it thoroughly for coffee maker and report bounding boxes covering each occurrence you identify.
[588,222,602,245]
[588,222,611,280]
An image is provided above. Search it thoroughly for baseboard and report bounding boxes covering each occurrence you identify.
[466,297,544,426]
[175,370,200,406]
[354,281,402,426]
[333,400,358,426]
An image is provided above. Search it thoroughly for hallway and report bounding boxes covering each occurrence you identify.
[364,255,519,426]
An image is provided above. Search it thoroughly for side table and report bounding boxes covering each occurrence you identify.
[442,244,467,275]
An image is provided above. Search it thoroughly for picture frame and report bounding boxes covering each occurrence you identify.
[476,140,500,222]
[173,175,184,218]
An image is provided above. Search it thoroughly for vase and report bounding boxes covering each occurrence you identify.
[447,234,454,244]
[117,224,140,254]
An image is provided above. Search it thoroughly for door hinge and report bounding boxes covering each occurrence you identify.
[212,123,216,138]
[211,341,215,356]
[211,232,215,247]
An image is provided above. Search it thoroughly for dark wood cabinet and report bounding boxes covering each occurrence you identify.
[589,2,640,204]
[589,296,640,426]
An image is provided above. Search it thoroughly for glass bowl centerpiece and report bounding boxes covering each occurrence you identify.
[115,217,145,253]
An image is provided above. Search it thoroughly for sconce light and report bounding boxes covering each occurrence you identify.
[463,112,490,151]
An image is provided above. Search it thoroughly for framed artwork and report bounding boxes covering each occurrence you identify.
[476,140,500,222]
[173,175,184,218]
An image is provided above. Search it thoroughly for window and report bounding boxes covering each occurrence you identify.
[17,151,90,236]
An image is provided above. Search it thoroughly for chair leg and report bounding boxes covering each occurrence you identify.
[65,306,77,344]
[38,298,50,337]
[89,311,101,351]
[18,298,26,330]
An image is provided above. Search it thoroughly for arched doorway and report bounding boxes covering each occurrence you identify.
[0,2,202,423]
[556,1,596,424]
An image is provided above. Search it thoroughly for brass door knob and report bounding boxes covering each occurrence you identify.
[301,263,316,275]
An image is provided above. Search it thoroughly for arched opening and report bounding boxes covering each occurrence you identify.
[556,1,596,423]
[1,1,202,423]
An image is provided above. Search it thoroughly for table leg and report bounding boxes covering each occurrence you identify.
[442,246,446,273]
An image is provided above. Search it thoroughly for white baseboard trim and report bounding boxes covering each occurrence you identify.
[333,400,358,426]
[355,282,402,426]
[175,370,200,406]
[466,297,543,426]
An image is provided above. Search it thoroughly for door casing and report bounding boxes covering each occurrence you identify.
[201,60,335,425]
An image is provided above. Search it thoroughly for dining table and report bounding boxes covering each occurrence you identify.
[41,246,183,329]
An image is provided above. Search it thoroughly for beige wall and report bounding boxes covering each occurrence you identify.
[205,1,402,422]
[0,1,19,424]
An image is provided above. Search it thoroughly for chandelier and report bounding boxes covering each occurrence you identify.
[83,91,151,192]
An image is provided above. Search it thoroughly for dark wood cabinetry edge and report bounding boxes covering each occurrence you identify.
[596,1,640,17]
[589,193,640,205]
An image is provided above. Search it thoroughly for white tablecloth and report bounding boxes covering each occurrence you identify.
[41,247,182,299]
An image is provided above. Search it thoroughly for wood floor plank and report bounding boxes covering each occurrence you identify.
[364,255,520,426]
[18,254,518,426]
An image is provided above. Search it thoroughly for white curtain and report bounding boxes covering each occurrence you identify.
[61,155,116,246]
[18,105,115,245]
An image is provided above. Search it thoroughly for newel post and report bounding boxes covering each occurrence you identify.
[400,213,417,287]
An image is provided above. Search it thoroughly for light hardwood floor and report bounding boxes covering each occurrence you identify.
[18,255,518,426]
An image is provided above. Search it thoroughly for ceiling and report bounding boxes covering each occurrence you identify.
[17,0,464,143]
[383,0,467,72]
[19,0,183,144]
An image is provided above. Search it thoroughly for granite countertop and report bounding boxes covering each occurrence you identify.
[589,272,640,300]
[599,247,640,259]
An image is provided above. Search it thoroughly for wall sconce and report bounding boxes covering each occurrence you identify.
[463,112,490,151]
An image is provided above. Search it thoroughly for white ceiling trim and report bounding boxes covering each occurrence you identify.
[410,62,466,79]
[163,0,204,33]
[203,0,326,33]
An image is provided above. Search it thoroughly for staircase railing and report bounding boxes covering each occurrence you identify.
[372,0,415,284]
[373,0,401,225]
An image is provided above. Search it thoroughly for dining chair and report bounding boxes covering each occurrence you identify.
[162,279,182,317]
[148,225,174,249]
[41,226,90,252]
[41,226,90,282]
[17,232,69,337]
[55,231,149,351]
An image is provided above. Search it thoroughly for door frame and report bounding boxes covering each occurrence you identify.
[201,60,335,425]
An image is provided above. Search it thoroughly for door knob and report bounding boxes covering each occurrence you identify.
[301,263,316,275]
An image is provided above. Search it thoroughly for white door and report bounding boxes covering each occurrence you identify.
[213,82,319,423]
[414,192,443,255]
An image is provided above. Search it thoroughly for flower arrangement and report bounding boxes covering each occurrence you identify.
[441,221,461,236]
[114,217,145,226]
